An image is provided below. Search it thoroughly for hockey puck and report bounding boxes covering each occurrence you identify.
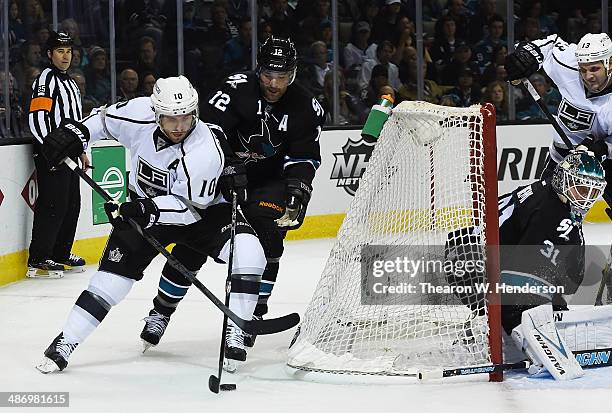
[220,383,237,391]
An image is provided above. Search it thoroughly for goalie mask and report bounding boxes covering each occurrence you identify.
[150,76,199,142]
[552,150,607,219]
[575,33,612,93]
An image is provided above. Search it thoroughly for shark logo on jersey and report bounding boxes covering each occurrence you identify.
[557,99,595,132]
[236,118,282,162]
[137,157,170,197]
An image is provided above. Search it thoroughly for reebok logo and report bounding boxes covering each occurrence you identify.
[259,201,284,213]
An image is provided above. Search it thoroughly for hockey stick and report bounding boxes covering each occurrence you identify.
[418,347,612,381]
[63,158,300,335]
[209,191,238,393]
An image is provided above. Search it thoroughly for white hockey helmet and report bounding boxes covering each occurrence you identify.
[150,75,199,133]
[576,33,612,70]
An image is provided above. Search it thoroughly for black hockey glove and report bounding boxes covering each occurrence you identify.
[104,198,159,230]
[219,162,248,203]
[505,41,543,82]
[41,119,90,169]
[580,135,609,162]
[276,179,312,230]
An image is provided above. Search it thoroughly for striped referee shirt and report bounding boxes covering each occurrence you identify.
[28,66,82,143]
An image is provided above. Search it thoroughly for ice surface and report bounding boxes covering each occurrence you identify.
[2,230,612,413]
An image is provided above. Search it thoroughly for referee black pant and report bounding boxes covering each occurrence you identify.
[29,153,81,263]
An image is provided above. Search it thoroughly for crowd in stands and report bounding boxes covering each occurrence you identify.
[0,0,604,138]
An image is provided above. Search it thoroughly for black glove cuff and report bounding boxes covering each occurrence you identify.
[286,178,312,204]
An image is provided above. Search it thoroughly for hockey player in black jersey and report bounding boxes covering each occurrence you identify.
[35,76,267,373]
[446,149,606,338]
[141,37,325,359]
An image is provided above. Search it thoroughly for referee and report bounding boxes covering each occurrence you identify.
[27,31,90,277]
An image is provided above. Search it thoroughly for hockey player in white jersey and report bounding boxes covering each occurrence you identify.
[506,32,612,184]
[35,76,266,373]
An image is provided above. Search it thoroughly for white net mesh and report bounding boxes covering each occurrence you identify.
[287,102,495,376]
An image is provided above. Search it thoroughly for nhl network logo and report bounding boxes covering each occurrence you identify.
[330,137,376,196]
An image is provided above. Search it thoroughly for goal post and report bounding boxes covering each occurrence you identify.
[287,101,502,381]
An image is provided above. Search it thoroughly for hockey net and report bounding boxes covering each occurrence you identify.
[287,101,501,379]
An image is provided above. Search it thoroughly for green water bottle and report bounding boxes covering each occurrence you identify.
[361,94,394,142]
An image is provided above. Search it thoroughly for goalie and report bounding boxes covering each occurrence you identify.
[446,149,610,379]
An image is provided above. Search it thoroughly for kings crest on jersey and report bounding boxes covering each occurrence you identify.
[81,97,225,226]
[533,35,612,162]
[202,71,324,182]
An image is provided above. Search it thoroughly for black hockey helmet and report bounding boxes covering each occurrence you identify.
[46,31,73,54]
[257,36,297,83]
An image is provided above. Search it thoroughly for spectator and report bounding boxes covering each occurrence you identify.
[226,0,249,22]
[259,21,273,42]
[468,0,497,44]
[447,67,482,107]
[21,66,41,114]
[223,18,252,73]
[118,68,140,101]
[13,42,43,92]
[358,40,401,92]
[31,23,50,47]
[298,0,331,49]
[398,48,453,103]
[136,36,160,78]
[473,14,506,75]
[9,1,25,45]
[69,70,99,115]
[343,21,377,71]
[362,64,392,107]
[431,16,463,71]
[480,44,507,85]
[360,0,381,27]
[522,1,558,37]
[0,70,25,139]
[140,72,157,96]
[298,41,331,96]
[23,0,46,32]
[85,45,111,104]
[444,0,471,40]
[318,70,365,125]
[60,19,84,48]
[440,93,461,107]
[391,16,416,65]
[424,0,445,21]
[518,17,542,42]
[265,0,296,39]
[439,41,480,85]
[206,1,235,47]
[69,46,84,71]
[371,0,405,43]
[517,73,562,120]
[482,80,508,120]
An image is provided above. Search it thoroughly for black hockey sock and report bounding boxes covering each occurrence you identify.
[254,259,279,317]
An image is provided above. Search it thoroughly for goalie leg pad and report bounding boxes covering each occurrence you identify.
[511,304,584,380]
[554,305,612,352]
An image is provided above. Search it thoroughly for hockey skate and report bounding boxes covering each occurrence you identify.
[57,254,86,273]
[243,314,262,348]
[140,310,171,352]
[27,259,65,278]
[36,333,78,374]
[223,323,246,373]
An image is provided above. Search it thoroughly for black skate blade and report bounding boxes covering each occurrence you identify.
[208,375,220,393]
